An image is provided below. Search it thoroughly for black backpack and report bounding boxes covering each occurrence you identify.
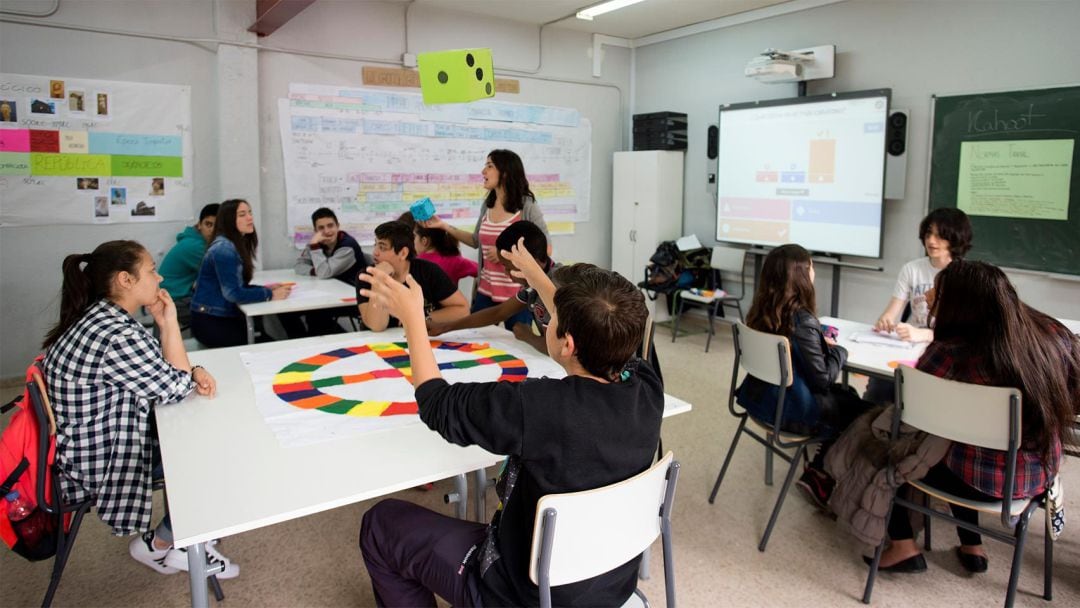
[640,241,683,294]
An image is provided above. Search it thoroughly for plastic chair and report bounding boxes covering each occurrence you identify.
[708,323,830,551]
[530,452,680,608]
[26,364,224,606]
[862,366,1054,608]
[670,246,746,352]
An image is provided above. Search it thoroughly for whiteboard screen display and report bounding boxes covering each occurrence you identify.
[715,89,889,258]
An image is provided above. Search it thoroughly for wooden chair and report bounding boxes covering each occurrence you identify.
[529,452,680,608]
[862,366,1054,608]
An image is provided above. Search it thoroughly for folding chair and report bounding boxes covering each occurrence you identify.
[708,323,830,551]
[862,366,1054,608]
[26,364,224,607]
[530,452,680,608]
[671,246,746,352]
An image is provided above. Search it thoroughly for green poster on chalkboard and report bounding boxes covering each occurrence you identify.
[929,85,1080,276]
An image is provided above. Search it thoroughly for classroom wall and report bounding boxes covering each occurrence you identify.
[0,0,631,379]
[633,0,1080,323]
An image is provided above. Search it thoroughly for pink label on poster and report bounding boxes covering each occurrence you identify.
[0,129,31,152]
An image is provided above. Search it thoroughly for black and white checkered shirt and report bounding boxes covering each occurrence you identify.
[44,299,194,535]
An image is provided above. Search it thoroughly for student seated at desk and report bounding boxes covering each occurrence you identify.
[428,221,554,353]
[158,202,218,327]
[191,199,292,347]
[735,245,872,509]
[872,260,1079,574]
[41,240,238,577]
[356,254,663,608]
[355,220,468,332]
[281,207,367,338]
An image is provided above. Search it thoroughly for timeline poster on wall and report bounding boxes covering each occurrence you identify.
[0,73,192,226]
[277,83,591,246]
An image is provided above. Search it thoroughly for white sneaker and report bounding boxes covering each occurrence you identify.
[163,543,240,579]
[129,531,180,574]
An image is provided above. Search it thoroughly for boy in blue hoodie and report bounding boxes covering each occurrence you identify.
[160,203,218,325]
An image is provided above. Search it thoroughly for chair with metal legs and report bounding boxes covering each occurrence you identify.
[708,322,829,552]
[862,366,1054,608]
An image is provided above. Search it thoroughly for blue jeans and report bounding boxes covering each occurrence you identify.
[471,292,533,331]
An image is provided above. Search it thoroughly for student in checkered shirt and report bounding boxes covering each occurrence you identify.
[41,240,239,578]
[878,260,1079,575]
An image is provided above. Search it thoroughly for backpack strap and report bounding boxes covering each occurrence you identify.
[1,458,29,496]
[0,395,20,415]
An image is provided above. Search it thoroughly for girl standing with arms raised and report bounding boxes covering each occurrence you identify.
[190,199,291,347]
[422,149,548,330]
[42,240,238,576]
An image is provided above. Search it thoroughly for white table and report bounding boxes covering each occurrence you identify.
[819,316,927,380]
[237,269,358,343]
[158,326,692,607]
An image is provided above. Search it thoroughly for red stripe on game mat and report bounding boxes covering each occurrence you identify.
[274,381,315,394]
[499,375,527,383]
[372,368,403,379]
[381,401,419,416]
[347,346,371,354]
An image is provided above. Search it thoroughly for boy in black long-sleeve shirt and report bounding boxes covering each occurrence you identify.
[357,240,664,608]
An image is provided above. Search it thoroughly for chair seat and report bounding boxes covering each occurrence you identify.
[747,416,816,444]
[678,290,728,304]
[909,479,1033,517]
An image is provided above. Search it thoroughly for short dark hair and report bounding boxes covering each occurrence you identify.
[495,221,549,266]
[374,221,415,260]
[311,207,338,227]
[553,264,648,381]
[198,203,219,222]
[919,208,972,258]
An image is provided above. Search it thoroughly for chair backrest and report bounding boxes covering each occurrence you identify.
[529,452,678,588]
[711,246,746,296]
[896,366,1019,451]
[733,323,793,388]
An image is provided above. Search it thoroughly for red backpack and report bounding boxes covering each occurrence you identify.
[0,357,60,560]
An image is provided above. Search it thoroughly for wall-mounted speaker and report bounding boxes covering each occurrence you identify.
[707,125,718,160]
[884,109,908,200]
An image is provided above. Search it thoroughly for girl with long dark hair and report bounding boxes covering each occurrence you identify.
[737,244,872,507]
[41,240,238,577]
[420,149,549,329]
[190,199,291,347]
[876,260,1079,574]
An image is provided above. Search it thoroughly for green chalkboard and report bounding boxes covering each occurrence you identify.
[928,85,1080,276]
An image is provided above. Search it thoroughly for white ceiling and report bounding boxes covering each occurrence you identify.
[409,0,798,40]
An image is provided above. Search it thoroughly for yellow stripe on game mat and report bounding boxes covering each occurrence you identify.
[370,343,400,351]
[469,348,503,358]
[346,401,391,417]
[274,371,314,384]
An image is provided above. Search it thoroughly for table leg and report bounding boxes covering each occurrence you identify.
[472,468,487,522]
[246,316,255,344]
[453,474,468,520]
[187,542,209,608]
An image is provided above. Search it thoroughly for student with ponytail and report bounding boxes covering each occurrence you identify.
[42,240,239,577]
[190,199,292,347]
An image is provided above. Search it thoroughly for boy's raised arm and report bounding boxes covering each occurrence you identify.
[501,237,556,316]
[358,266,441,386]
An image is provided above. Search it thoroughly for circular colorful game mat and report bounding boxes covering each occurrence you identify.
[272,341,527,417]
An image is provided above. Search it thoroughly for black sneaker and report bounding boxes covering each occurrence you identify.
[795,467,834,511]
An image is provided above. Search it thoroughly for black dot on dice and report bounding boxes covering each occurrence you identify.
[466,53,475,67]
[437,71,448,84]
[486,82,492,95]
[475,68,484,81]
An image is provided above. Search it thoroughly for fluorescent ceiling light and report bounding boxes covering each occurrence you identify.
[576,0,649,21]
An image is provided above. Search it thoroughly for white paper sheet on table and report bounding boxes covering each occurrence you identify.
[849,331,919,349]
[240,329,564,448]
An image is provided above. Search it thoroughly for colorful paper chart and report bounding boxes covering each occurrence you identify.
[271,340,527,417]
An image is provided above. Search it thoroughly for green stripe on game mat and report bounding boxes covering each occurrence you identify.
[449,360,481,369]
[387,360,412,369]
[29,152,111,176]
[281,362,321,373]
[111,154,183,177]
[489,354,516,362]
[0,153,31,175]
[317,400,362,415]
[312,376,346,388]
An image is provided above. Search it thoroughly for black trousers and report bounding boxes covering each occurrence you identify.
[190,311,248,348]
[278,306,352,339]
[888,462,994,546]
[360,499,486,608]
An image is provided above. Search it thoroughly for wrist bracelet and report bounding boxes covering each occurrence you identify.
[191,365,205,377]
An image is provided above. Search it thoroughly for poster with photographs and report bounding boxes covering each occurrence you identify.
[0,73,192,226]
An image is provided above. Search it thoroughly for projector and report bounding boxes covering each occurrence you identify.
[744,46,835,84]
[744,56,802,82]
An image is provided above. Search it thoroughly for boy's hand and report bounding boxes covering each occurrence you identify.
[426,318,450,336]
[359,265,425,325]
[501,237,544,283]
